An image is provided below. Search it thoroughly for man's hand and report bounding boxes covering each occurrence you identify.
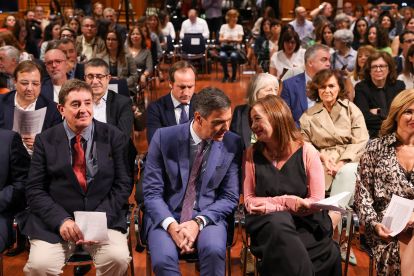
[250,202,266,215]
[60,219,83,242]
[167,222,187,250]
[375,223,393,243]
[66,60,75,73]
[175,220,199,254]
[23,135,35,151]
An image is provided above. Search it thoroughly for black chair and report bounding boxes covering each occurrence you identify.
[164,35,177,64]
[134,203,238,276]
[109,78,130,98]
[180,34,208,78]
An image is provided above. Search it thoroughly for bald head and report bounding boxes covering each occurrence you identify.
[45,49,68,85]
[188,9,197,23]
[295,6,307,20]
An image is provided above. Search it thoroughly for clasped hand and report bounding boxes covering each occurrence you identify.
[168,221,200,255]
[59,219,98,245]
[320,153,344,177]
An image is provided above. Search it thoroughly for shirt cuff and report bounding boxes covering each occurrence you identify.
[58,217,72,231]
[161,217,177,231]
[196,215,211,230]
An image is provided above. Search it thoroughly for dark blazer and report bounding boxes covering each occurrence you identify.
[354,80,406,139]
[16,120,133,243]
[40,73,70,102]
[393,56,403,76]
[0,91,62,132]
[0,130,30,251]
[73,62,85,80]
[142,121,241,236]
[25,39,39,59]
[114,24,127,42]
[146,92,195,145]
[106,90,133,143]
[280,72,308,128]
[0,72,8,89]
[230,104,251,150]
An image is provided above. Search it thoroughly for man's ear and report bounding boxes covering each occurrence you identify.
[57,104,65,117]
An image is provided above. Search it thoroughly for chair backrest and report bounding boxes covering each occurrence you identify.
[215,30,220,47]
[182,34,206,54]
[109,78,130,98]
[150,40,158,67]
[165,35,175,53]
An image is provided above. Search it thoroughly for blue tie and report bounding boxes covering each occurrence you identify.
[179,104,189,125]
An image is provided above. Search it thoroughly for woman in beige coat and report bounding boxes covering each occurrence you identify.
[299,69,369,265]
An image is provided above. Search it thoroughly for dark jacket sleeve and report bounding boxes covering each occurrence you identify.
[116,97,134,145]
[146,102,164,145]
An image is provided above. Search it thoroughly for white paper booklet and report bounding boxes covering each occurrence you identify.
[310,192,350,214]
[12,107,47,136]
[74,211,110,242]
[381,195,414,237]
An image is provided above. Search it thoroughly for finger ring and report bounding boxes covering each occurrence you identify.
[302,210,307,213]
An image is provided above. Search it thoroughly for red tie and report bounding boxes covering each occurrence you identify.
[73,135,87,193]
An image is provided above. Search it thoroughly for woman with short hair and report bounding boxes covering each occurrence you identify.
[334,13,351,30]
[331,29,357,73]
[397,44,414,89]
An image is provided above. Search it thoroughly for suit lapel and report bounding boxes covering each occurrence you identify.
[106,90,116,126]
[189,95,195,120]
[165,95,177,126]
[241,105,251,149]
[297,73,308,112]
[201,141,221,188]
[178,125,190,193]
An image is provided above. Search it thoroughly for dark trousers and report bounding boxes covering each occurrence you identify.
[206,17,222,40]
[220,51,238,78]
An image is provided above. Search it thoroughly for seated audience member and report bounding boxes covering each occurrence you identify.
[398,44,414,89]
[179,9,210,40]
[365,23,393,55]
[394,30,414,75]
[34,5,50,31]
[0,129,30,254]
[2,15,16,32]
[96,19,112,41]
[366,5,379,25]
[391,15,414,56]
[136,17,162,59]
[0,31,32,61]
[0,61,62,156]
[350,5,365,30]
[39,22,61,60]
[258,19,281,73]
[343,2,355,21]
[335,13,351,30]
[301,16,327,49]
[48,0,62,17]
[56,39,84,80]
[60,26,77,44]
[73,8,86,22]
[127,26,153,89]
[355,88,414,276]
[351,18,369,51]
[219,9,243,83]
[148,14,165,49]
[280,44,331,127]
[75,16,105,60]
[201,0,222,40]
[13,19,39,59]
[97,29,138,95]
[143,87,241,276]
[41,49,68,102]
[93,2,104,26]
[251,6,275,36]
[24,10,43,42]
[253,18,273,58]
[331,29,357,72]
[63,8,74,24]
[320,23,336,53]
[67,17,82,36]
[230,73,279,150]
[401,7,413,26]
[299,69,369,265]
[310,2,334,24]
[18,78,132,276]
[269,31,306,79]
[354,51,406,139]
[0,46,19,91]
[103,8,127,42]
[379,11,397,41]
[243,95,341,276]
[159,10,176,40]
[289,6,314,41]
[346,45,376,101]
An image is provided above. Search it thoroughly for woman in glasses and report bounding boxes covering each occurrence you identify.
[12,19,38,59]
[354,51,406,140]
[97,29,138,95]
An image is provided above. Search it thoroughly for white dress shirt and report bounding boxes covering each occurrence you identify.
[179,17,210,40]
[398,73,414,89]
[53,85,62,103]
[14,94,38,156]
[93,90,108,123]
[171,92,190,125]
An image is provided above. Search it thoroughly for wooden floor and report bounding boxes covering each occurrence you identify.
[2,65,374,276]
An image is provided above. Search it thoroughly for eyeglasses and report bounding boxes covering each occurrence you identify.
[62,34,74,38]
[20,30,28,34]
[404,39,414,44]
[82,24,96,29]
[17,80,41,87]
[106,38,118,42]
[284,40,297,45]
[371,65,388,71]
[85,74,107,81]
[45,59,66,66]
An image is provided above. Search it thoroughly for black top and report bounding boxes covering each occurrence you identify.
[25,39,39,59]
[109,61,118,77]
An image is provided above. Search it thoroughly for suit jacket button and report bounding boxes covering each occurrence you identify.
[84,198,88,202]
[215,219,219,223]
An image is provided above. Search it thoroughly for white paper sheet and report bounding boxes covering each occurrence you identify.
[12,107,47,136]
[74,211,110,242]
[310,192,350,214]
[107,84,118,93]
[381,195,414,237]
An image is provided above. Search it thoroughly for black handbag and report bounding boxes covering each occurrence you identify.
[236,49,248,64]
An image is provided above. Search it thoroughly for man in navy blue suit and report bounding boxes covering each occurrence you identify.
[0,61,62,156]
[143,87,242,276]
[280,44,331,128]
[0,129,31,254]
[103,8,127,42]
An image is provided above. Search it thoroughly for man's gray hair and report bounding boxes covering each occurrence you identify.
[245,73,279,106]
[304,44,330,65]
[103,8,116,16]
[193,87,231,118]
[0,46,20,64]
[85,58,110,75]
[333,29,354,46]
[335,13,351,25]
[81,16,96,26]
[56,39,76,48]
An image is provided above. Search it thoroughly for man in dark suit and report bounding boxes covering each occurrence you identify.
[394,30,414,75]
[280,44,331,128]
[0,129,31,254]
[24,10,43,42]
[143,87,241,276]
[0,61,62,156]
[0,46,20,91]
[18,79,132,275]
[41,49,69,103]
[56,39,85,80]
[134,61,197,204]
[103,8,127,42]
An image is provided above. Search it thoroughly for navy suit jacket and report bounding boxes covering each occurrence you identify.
[73,63,85,80]
[280,72,308,128]
[142,121,242,236]
[146,92,195,145]
[16,120,133,243]
[114,24,127,42]
[0,130,30,250]
[40,73,70,102]
[0,91,62,132]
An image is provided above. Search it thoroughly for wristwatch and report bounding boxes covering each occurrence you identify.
[319,4,324,9]
[192,218,204,231]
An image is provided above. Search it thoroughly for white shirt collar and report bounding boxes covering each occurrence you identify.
[94,90,108,106]
[190,119,211,145]
[170,91,182,108]
[14,93,37,111]
[304,70,312,83]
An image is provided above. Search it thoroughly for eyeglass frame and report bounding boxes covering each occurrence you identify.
[370,64,388,71]
[85,74,108,81]
[16,80,41,87]
[45,59,67,67]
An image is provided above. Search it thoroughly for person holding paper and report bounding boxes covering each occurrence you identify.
[299,68,369,265]
[18,79,133,276]
[0,60,62,156]
[243,95,341,276]
[355,88,414,276]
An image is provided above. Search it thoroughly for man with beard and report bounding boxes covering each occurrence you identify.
[40,49,68,103]
[56,39,85,80]
[93,2,104,26]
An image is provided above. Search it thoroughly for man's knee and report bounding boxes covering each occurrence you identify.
[24,256,62,275]
[199,242,226,260]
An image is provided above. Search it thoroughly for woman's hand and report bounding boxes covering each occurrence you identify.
[375,223,393,242]
[320,153,336,174]
[250,202,266,215]
[403,212,414,232]
[330,161,345,177]
[370,108,379,115]
[140,75,147,88]
[295,197,311,214]
[226,37,233,43]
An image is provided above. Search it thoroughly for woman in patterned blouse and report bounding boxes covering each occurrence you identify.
[355,88,414,275]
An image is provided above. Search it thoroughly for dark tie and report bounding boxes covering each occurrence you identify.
[179,104,189,125]
[73,135,87,193]
[180,140,207,223]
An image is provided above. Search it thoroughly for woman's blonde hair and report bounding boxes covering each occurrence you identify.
[225,9,239,23]
[379,89,414,137]
[245,73,279,106]
[350,45,376,81]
